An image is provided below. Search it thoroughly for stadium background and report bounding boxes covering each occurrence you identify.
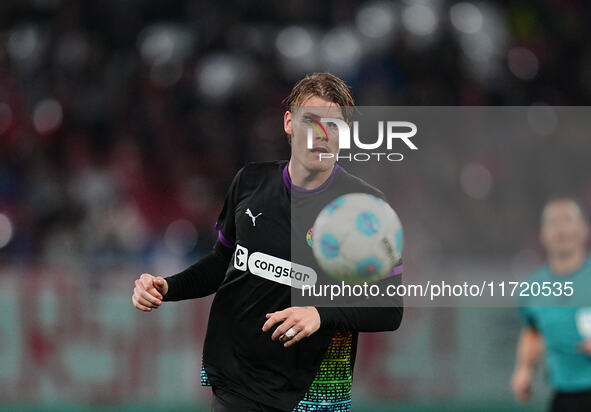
[1,0,590,411]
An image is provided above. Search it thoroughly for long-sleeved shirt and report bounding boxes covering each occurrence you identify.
[163,160,403,411]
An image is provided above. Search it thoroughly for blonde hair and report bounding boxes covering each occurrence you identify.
[283,72,355,122]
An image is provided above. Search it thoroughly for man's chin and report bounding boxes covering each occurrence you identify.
[306,154,336,172]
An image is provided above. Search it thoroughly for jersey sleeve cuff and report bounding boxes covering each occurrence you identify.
[316,306,340,329]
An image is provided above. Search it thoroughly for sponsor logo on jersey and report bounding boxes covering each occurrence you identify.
[233,244,317,288]
[248,252,317,289]
[234,244,248,271]
[245,208,262,226]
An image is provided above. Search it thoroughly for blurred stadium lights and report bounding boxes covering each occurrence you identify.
[401,2,439,37]
[275,5,399,78]
[460,162,493,199]
[269,1,513,80]
[138,23,193,86]
[507,46,539,80]
[276,26,314,59]
[32,98,63,135]
[526,103,558,136]
[458,31,493,63]
[355,2,398,55]
[451,2,508,83]
[7,24,45,68]
[0,102,13,135]
[164,219,198,255]
[195,53,255,101]
[356,2,396,39]
[275,25,320,79]
[321,26,362,75]
[450,2,483,34]
[138,24,193,66]
[0,213,13,249]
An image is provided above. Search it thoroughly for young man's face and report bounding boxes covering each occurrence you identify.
[283,95,344,173]
[540,200,589,257]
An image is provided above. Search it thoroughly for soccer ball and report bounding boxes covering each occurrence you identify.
[312,193,403,284]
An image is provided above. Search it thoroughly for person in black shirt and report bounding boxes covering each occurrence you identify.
[132,72,403,412]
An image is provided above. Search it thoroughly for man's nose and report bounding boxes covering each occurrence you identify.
[315,133,327,142]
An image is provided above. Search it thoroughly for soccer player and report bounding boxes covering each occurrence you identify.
[131,72,403,411]
[511,197,591,412]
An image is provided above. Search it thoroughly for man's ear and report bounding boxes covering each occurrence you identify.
[284,110,293,135]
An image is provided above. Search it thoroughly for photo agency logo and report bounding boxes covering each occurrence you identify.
[305,117,418,162]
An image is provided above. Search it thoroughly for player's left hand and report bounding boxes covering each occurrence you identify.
[262,306,321,348]
[578,339,591,356]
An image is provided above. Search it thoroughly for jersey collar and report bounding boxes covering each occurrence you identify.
[282,161,342,195]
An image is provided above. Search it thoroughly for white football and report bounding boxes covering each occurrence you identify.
[312,192,403,284]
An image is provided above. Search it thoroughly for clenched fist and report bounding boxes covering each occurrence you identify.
[132,273,168,311]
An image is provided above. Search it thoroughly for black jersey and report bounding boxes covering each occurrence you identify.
[202,160,402,411]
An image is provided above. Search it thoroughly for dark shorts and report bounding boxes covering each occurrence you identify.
[211,386,289,412]
[550,388,591,412]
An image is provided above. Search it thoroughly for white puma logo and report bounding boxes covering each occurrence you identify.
[245,208,262,227]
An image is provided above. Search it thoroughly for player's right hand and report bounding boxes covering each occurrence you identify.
[511,365,533,403]
[132,273,168,312]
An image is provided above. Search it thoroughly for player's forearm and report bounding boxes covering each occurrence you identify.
[316,272,403,332]
[515,327,543,370]
[162,243,232,301]
[316,306,403,332]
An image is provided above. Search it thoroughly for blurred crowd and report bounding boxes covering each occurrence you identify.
[1,0,591,271]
